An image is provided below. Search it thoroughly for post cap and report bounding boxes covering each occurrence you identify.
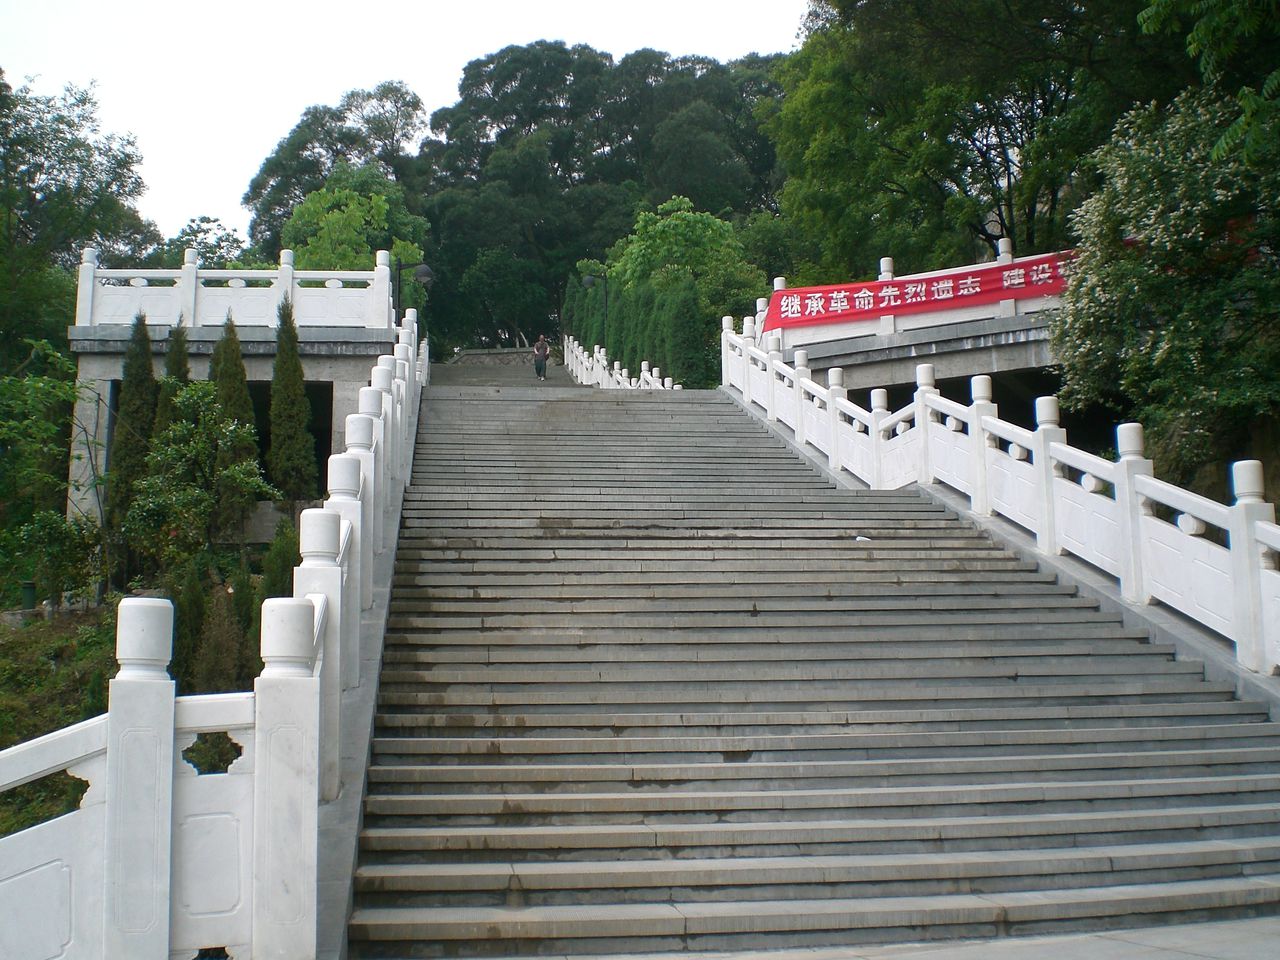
[376,250,390,267]
[1117,422,1145,459]
[371,367,394,393]
[828,367,844,388]
[916,364,936,388]
[260,598,315,677]
[328,454,361,498]
[1035,396,1060,428]
[299,508,340,565]
[279,249,294,267]
[971,375,993,403]
[359,386,384,416]
[346,413,375,449]
[116,597,174,679]
[1232,460,1265,504]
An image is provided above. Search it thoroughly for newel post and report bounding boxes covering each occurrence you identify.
[103,597,175,959]
[373,250,393,325]
[1031,397,1068,554]
[870,389,890,489]
[358,387,388,553]
[1114,423,1154,604]
[968,375,997,516]
[721,317,734,388]
[913,364,938,485]
[878,257,897,335]
[180,248,200,328]
[277,250,296,315]
[345,414,377,608]
[765,333,783,423]
[294,508,342,803]
[253,598,320,959]
[76,247,99,326]
[1227,461,1276,673]
[793,350,810,445]
[740,318,757,409]
[327,454,364,687]
[826,368,847,474]
[372,364,398,491]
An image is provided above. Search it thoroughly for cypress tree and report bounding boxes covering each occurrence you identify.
[193,582,243,694]
[169,556,207,693]
[153,325,190,436]
[209,315,260,537]
[210,315,254,429]
[107,314,157,532]
[268,298,317,503]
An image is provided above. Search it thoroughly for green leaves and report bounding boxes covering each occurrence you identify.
[124,380,278,568]
[1055,88,1280,483]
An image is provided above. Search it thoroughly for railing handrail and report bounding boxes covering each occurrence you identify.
[0,301,427,958]
[721,318,1280,676]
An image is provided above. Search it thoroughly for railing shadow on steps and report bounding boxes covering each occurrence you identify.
[0,317,427,959]
[721,317,1280,678]
[563,335,682,390]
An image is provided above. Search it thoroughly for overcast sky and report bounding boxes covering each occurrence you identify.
[0,1,810,241]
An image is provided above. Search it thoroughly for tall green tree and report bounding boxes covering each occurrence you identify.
[106,315,156,532]
[208,317,259,534]
[0,70,155,369]
[1053,89,1280,489]
[772,1,1195,277]
[153,326,190,435]
[267,299,317,503]
[243,82,425,257]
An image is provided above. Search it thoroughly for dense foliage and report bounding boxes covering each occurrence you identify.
[1054,88,1280,487]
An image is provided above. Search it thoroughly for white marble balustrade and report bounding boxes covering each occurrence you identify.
[722,319,1280,675]
[75,248,397,330]
[0,318,426,959]
[563,336,680,390]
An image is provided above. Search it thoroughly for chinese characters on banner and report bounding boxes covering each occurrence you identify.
[762,253,1070,332]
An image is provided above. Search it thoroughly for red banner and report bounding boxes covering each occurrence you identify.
[762,252,1069,332]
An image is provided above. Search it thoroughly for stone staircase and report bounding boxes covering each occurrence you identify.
[347,385,1280,957]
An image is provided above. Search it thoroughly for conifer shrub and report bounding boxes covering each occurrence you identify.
[209,316,260,535]
[268,298,317,504]
[106,315,156,534]
[153,325,190,436]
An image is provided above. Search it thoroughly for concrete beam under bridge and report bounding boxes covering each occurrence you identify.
[798,311,1057,394]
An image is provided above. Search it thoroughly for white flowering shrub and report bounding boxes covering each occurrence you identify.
[1053,88,1280,483]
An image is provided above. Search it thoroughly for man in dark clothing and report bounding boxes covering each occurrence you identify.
[533,334,550,381]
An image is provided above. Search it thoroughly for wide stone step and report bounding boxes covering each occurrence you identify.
[369,701,1269,737]
[357,804,1280,860]
[376,677,1232,710]
[360,775,1280,825]
[390,595,1101,617]
[365,747,1280,795]
[352,839,1280,908]
[346,874,1280,957]
[374,658,1198,691]
[369,723,1280,760]
[391,579,1077,600]
[380,639,1169,668]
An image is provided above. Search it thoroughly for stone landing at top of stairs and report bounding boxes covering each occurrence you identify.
[348,385,1280,958]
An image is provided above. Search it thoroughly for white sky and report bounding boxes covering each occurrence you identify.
[0,0,810,241]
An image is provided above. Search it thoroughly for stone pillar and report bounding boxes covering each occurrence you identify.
[294,508,343,803]
[67,375,112,524]
[103,597,175,959]
[253,598,319,959]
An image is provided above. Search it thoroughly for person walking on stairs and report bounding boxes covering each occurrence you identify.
[533,334,550,380]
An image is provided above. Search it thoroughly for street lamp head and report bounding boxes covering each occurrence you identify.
[582,274,601,289]
[413,264,435,288]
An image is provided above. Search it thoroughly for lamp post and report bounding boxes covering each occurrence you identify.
[582,273,608,350]
[393,260,435,318]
